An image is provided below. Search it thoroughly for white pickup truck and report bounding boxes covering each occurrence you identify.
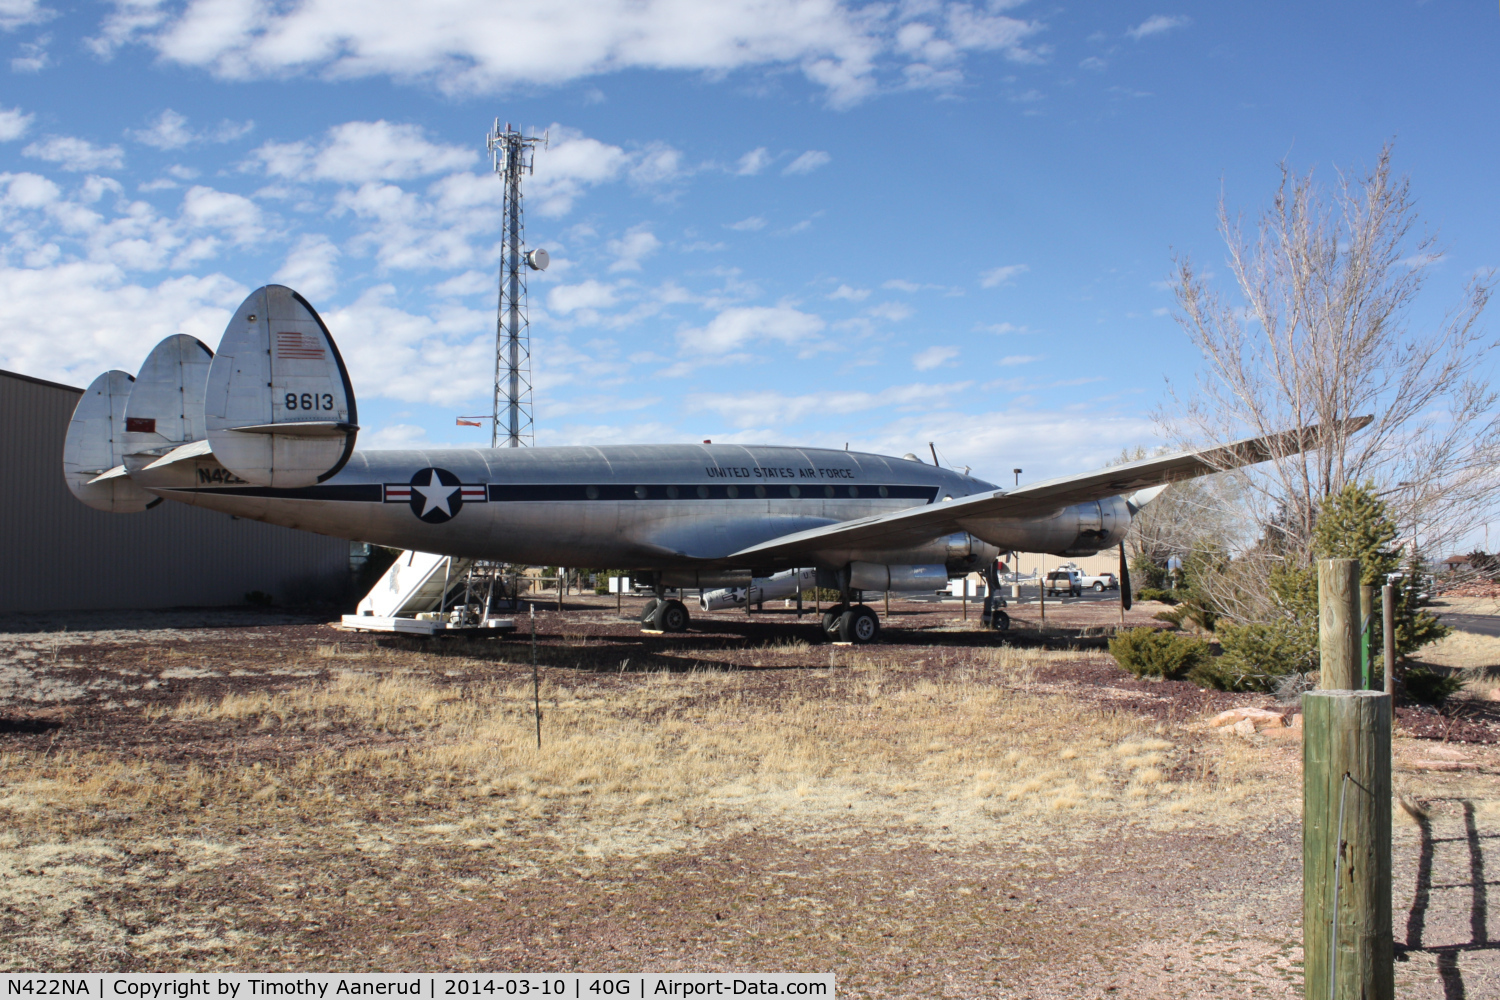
[1079,571,1118,592]
[1045,567,1117,596]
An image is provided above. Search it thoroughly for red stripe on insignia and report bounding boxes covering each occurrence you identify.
[275,331,326,359]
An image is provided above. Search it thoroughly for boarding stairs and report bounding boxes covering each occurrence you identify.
[342,551,514,636]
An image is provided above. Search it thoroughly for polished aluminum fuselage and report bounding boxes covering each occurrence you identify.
[149,443,1127,572]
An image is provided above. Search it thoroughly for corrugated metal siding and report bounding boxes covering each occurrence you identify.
[0,369,351,612]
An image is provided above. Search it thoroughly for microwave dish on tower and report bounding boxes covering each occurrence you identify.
[487,120,548,448]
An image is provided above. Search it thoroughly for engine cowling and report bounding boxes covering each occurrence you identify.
[959,496,1130,558]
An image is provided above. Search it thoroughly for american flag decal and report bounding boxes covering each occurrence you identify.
[275,330,327,360]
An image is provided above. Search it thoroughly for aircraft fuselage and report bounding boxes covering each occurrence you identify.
[145,442,1128,576]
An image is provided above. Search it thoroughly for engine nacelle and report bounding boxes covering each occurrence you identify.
[848,563,948,592]
[959,496,1130,558]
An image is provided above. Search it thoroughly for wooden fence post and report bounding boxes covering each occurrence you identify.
[1360,585,1374,689]
[1318,558,1361,690]
[1303,690,1393,1000]
[1381,584,1395,698]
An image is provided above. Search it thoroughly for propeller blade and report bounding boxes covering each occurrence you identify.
[1119,541,1133,612]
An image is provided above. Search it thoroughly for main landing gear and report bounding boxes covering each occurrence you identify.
[981,563,1011,632]
[640,597,690,633]
[820,603,880,644]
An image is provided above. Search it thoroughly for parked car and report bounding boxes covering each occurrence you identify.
[1044,569,1082,597]
[1079,571,1118,592]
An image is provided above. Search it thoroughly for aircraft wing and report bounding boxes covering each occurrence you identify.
[728,417,1371,563]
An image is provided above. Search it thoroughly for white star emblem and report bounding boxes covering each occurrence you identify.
[411,472,460,518]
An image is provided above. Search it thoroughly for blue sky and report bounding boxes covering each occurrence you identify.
[0,1,1496,488]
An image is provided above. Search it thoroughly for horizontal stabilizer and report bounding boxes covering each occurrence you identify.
[123,334,214,473]
[227,420,358,437]
[87,464,130,484]
[205,285,358,488]
[141,438,214,470]
[63,370,156,513]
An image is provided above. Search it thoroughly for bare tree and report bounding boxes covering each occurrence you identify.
[1163,144,1498,613]
[1117,447,1247,579]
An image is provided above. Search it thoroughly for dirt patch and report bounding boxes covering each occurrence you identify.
[1,595,1496,997]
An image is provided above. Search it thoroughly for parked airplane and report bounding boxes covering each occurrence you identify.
[62,285,1365,643]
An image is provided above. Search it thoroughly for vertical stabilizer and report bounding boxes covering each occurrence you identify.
[123,334,214,473]
[205,285,359,488]
[63,371,156,512]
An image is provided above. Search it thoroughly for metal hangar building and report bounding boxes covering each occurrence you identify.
[0,368,352,613]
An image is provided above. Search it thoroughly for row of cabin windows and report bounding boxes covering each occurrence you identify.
[579,484,891,500]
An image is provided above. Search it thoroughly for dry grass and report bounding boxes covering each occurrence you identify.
[1412,629,1500,672]
[0,629,1321,981]
[4,645,1284,860]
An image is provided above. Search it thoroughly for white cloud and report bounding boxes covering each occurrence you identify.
[629,143,685,186]
[97,0,886,108]
[362,423,431,449]
[0,0,51,31]
[867,301,913,322]
[979,263,1028,287]
[1127,15,1190,41]
[827,283,868,301]
[606,227,661,272]
[22,135,125,172]
[687,381,973,427]
[679,305,825,355]
[321,285,493,405]
[180,185,263,242]
[734,147,772,175]
[274,234,340,300]
[783,150,830,175]
[130,109,254,149]
[11,34,49,71]
[0,105,33,141]
[431,269,493,298]
[0,262,246,387]
[727,216,766,231]
[999,354,1043,366]
[913,345,958,370]
[1079,55,1107,71]
[529,125,631,216]
[984,322,1029,335]
[548,279,619,315]
[253,120,475,184]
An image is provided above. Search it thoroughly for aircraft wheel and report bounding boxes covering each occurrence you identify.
[991,610,1010,632]
[1093,581,1105,592]
[838,605,880,644]
[821,604,846,636]
[656,599,690,633]
[640,598,660,624]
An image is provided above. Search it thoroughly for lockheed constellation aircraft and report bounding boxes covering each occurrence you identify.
[62,285,1362,643]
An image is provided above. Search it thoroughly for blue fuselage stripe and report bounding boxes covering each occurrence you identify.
[167,483,942,503]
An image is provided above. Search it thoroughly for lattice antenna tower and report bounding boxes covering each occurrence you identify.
[487,120,549,448]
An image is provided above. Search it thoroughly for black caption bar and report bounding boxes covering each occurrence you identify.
[0,975,834,1000]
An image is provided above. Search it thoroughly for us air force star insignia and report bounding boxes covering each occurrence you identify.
[382,468,486,524]
[412,470,460,520]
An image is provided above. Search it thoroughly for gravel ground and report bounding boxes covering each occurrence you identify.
[0,595,1495,997]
